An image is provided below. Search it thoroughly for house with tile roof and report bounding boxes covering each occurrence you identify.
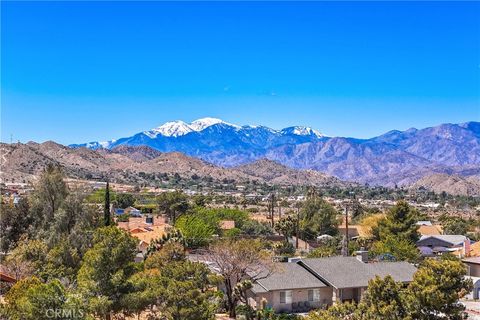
[247,253,417,313]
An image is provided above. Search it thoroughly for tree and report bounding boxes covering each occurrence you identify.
[157,190,190,224]
[274,216,297,241]
[207,239,275,318]
[241,220,274,236]
[361,275,409,320]
[146,229,186,257]
[104,182,111,226]
[306,302,358,320]
[301,197,339,237]
[116,193,135,209]
[124,243,218,320]
[307,245,337,258]
[77,227,138,320]
[0,198,31,254]
[175,215,215,248]
[407,256,473,320]
[29,164,68,233]
[440,216,470,236]
[370,236,420,263]
[1,276,84,320]
[373,201,419,243]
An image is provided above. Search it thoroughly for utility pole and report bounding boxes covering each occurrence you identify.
[269,193,275,227]
[345,204,349,252]
[295,207,299,249]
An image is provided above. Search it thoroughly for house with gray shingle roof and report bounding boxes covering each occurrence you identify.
[247,253,417,313]
[250,262,330,313]
[417,235,470,257]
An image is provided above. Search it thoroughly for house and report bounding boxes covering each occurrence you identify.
[125,206,142,217]
[249,262,330,313]
[463,257,480,277]
[416,235,470,257]
[117,216,170,258]
[298,256,416,304]
[247,253,417,313]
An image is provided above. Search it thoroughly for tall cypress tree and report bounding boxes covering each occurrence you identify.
[104,181,111,226]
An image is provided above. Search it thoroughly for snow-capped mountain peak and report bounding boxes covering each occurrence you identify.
[281,126,324,138]
[146,120,193,138]
[190,117,239,131]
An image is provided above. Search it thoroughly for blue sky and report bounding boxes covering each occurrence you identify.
[2,1,479,144]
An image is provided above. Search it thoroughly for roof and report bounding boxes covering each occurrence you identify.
[416,221,432,226]
[418,235,468,246]
[469,241,480,257]
[300,256,416,289]
[418,225,442,236]
[252,262,326,293]
[463,257,480,265]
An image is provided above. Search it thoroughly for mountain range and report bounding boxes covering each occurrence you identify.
[70,118,480,187]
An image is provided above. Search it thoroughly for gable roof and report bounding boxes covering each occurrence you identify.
[418,235,467,246]
[252,262,326,293]
[299,256,416,289]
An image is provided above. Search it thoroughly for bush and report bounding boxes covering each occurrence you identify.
[273,241,295,256]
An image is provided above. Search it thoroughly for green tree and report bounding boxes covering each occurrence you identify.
[361,275,409,320]
[373,201,419,243]
[0,198,31,254]
[175,215,215,248]
[29,164,68,234]
[1,276,84,320]
[123,243,218,320]
[241,220,274,236]
[157,190,190,224]
[301,197,339,237]
[104,181,111,226]
[307,245,337,258]
[116,193,135,209]
[77,227,138,320]
[370,236,420,263]
[407,256,473,320]
[440,216,470,236]
[274,216,297,241]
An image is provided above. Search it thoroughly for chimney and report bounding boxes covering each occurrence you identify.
[145,215,154,224]
[355,249,369,263]
[463,238,471,257]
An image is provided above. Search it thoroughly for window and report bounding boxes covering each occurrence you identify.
[308,289,321,302]
[279,290,292,304]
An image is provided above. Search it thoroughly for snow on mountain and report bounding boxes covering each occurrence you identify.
[145,120,193,138]
[190,117,240,131]
[281,126,324,138]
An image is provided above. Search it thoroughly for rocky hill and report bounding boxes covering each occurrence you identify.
[410,173,480,196]
[0,142,344,187]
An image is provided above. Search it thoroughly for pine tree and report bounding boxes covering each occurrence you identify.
[104,181,111,226]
